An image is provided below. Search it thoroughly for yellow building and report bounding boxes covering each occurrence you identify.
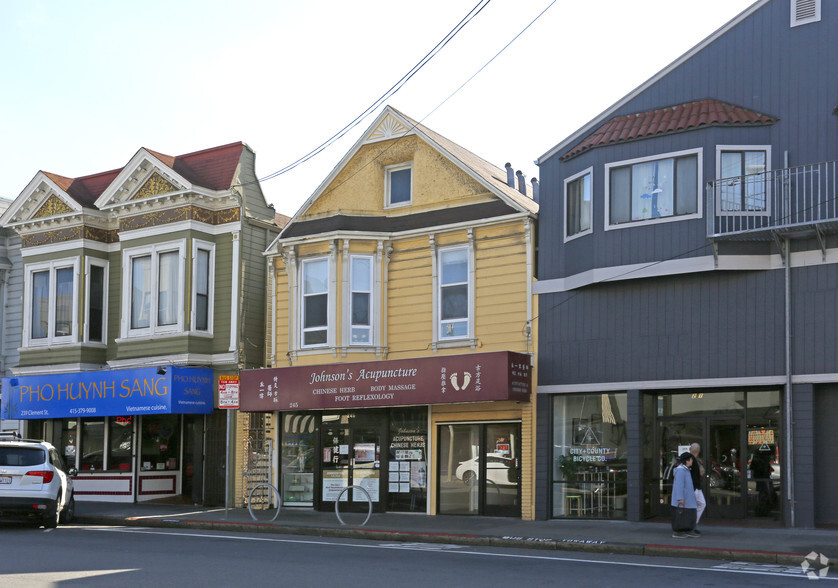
[240,107,538,519]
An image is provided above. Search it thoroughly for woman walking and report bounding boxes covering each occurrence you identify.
[671,452,699,538]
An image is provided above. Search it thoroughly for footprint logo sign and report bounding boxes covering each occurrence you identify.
[801,551,830,580]
[449,372,472,391]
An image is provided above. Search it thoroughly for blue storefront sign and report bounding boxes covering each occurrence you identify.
[0,367,214,419]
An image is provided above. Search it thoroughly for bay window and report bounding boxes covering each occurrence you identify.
[606,149,700,227]
[438,246,470,340]
[25,258,79,345]
[565,167,592,240]
[122,241,185,337]
[85,258,108,343]
[192,240,215,333]
[350,255,372,345]
[301,257,329,347]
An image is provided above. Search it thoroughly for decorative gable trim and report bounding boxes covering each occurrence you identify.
[94,148,193,210]
[366,114,412,144]
[31,194,74,219]
[132,173,179,200]
[0,172,85,227]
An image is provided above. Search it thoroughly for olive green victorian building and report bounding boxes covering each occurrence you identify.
[0,142,283,505]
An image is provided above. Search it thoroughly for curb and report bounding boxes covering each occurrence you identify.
[74,515,812,566]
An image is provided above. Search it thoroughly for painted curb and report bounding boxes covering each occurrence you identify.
[74,515,819,567]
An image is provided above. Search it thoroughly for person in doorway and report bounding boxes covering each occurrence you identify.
[671,452,699,538]
[689,442,706,534]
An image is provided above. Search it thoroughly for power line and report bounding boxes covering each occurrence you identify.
[257,0,493,184]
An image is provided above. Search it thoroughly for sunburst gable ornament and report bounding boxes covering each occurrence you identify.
[367,114,410,142]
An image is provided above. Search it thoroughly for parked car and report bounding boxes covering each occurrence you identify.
[455,453,517,486]
[0,434,76,527]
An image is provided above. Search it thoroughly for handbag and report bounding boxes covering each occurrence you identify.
[671,506,696,532]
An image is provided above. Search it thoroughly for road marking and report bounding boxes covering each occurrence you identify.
[378,542,465,551]
[80,527,834,581]
[713,561,809,577]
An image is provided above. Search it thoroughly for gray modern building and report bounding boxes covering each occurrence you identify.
[534,0,836,527]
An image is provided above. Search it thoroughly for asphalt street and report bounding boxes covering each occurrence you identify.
[0,523,830,587]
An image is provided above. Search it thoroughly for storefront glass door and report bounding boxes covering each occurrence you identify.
[657,417,745,518]
[437,422,521,517]
[319,413,384,512]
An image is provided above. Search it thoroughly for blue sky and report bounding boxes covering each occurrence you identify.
[1,0,755,215]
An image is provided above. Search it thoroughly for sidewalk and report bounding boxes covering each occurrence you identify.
[73,501,837,568]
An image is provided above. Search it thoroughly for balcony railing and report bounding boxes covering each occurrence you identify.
[707,160,838,240]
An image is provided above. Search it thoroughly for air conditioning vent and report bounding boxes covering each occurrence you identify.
[791,0,820,27]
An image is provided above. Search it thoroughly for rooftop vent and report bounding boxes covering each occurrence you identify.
[791,0,820,27]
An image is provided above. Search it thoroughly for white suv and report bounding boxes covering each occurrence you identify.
[0,435,76,528]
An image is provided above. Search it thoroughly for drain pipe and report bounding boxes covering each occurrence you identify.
[782,150,795,527]
[784,236,794,527]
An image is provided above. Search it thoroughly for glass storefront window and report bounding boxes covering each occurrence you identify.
[281,413,316,505]
[552,393,628,518]
[61,420,78,469]
[108,416,133,471]
[387,407,427,513]
[746,390,782,518]
[657,391,745,417]
[80,419,105,471]
[141,414,180,471]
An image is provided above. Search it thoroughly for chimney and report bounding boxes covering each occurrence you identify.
[531,177,539,203]
[505,163,515,188]
[516,170,526,195]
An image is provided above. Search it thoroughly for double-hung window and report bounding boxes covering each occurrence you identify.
[350,255,373,345]
[25,258,79,345]
[564,167,592,240]
[192,240,215,333]
[438,246,470,340]
[122,241,185,337]
[301,257,329,347]
[716,146,770,213]
[606,149,700,228]
[385,163,412,207]
[85,258,108,343]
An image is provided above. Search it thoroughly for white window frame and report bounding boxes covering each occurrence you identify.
[121,240,186,338]
[191,239,216,335]
[715,145,772,217]
[436,245,473,342]
[299,256,331,349]
[348,254,374,346]
[384,162,413,208]
[84,257,109,345]
[564,166,593,242]
[604,147,703,231]
[23,257,80,347]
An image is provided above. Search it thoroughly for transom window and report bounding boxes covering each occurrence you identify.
[606,149,700,228]
[385,163,412,207]
[122,242,185,337]
[438,246,470,340]
[564,167,592,240]
[301,257,329,347]
[350,255,372,345]
[716,146,770,213]
[24,258,79,345]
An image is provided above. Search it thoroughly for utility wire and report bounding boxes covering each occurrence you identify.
[257,0,493,183]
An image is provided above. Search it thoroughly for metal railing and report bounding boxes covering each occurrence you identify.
[707,160,838,239]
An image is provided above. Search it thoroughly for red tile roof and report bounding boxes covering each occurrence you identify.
[561,99,778,160]
[43,141,245,208]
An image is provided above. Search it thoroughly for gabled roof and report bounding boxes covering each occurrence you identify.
[284,106,537,239]
[561,99,778,160]
[145,142,244,191]
[538,0,769,164]
[43,169,121,208]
